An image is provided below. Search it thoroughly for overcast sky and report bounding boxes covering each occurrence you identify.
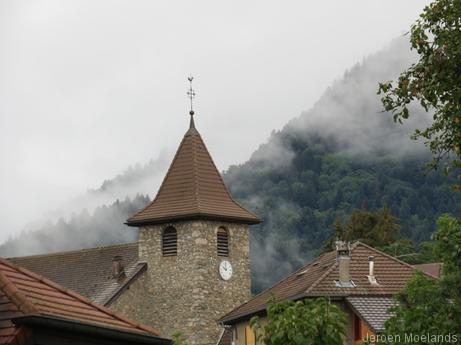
[0,0,430,242]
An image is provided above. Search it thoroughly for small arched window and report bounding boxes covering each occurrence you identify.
[217,227,229,257]
[162,226,177,256]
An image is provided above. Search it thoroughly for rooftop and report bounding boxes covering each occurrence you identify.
[9,243,143,306]
[126,115,260,226]
[0,257,161,345]
[219,242,435,323]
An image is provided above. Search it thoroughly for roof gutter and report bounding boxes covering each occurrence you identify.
[12,315,171,345]
[126,213,262,227]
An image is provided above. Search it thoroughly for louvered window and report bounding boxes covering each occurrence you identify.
[162,227,177,256]
[217,227,229,257]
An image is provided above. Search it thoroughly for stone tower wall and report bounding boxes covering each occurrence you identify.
[111,220,251,345]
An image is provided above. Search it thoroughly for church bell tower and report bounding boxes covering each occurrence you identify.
[125,80,260,345]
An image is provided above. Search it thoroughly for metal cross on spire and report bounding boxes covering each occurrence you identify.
[187,75,196,116]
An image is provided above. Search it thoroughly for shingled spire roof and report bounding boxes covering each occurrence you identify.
[126,114,260,226]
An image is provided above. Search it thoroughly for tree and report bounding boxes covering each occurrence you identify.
[379,239,436,264]
[378,0,461,179]
[383,214,461,343]
[250,298,347,345]
[324,207,400,250]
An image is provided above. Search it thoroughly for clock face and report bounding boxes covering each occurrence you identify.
[219,260,233,281]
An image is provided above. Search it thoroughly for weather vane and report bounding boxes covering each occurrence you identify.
[187,75,195,115]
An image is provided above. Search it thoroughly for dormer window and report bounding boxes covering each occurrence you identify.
[217,227,229,257]
[162,226,177,256]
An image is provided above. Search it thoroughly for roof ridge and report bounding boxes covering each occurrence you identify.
[193,135,201,213]
[305,241,421,294]
[103,262,147,306]
[8,242,138,261]
[196,135,261,220]
[127,133,190,223]
[0,258,160,336]
[305,253,338,294]
[0,267,38,315]
[355,242,437,279]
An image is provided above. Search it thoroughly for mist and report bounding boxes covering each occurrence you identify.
[2,33,457,294]
[286,38,431,159]
[224,37,451,291]
[0,0,431,242]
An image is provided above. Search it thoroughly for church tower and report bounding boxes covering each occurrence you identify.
[125,97,260,344]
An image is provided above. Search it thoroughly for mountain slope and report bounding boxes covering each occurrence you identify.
[223,37,461,291]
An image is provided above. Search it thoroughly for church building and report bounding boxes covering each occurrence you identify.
[10,104,261,344]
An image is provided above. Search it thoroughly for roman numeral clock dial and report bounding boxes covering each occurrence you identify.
[219,259,233,281]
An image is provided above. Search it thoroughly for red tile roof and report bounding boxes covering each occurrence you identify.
[220,242,432,323]
[126,118,260,226]
[9,243,144,305]
[0,257,160,344]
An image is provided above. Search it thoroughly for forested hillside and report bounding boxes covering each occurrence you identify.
[0,195,148,257]
[1,38,459,292]
[225,137,460,291]
[223,37,461,291]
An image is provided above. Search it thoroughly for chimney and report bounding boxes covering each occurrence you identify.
[368,256,374,276]
[112,255,124,278]
[335,241,351,284]
[367,255,379,285]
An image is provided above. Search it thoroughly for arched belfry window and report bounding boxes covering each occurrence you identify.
[217,227,229,257]
[162,226,177,256]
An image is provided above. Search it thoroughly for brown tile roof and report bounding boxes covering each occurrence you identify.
[412,263,442,278]
[220,242,431,323]
[9,243,144,305]
[0,257,160,344]
[345,296,397,333]
[126,117,260,226]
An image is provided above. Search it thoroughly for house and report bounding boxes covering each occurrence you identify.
[218,241,437,345]
[0,257,170,345]
[9,110,261,345]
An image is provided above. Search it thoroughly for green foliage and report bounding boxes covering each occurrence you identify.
[378,0,461,178]
[433,214,461,271]
[384,214,461,343]
[171,331,189,345]
[326,207,400,249]
[226,136,461,292]
[250,298,347,345]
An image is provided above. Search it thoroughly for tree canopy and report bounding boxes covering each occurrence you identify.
[250,298,347,345]
[378,0,461,179]
[383,214,461,343]
[324,207,400,250]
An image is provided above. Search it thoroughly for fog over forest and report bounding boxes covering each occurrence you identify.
[3,37,459,291]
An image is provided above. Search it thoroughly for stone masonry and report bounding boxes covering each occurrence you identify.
[110,219,251,345]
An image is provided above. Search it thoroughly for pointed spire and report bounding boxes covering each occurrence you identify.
[125,79,261,226]
[126,129,261,226]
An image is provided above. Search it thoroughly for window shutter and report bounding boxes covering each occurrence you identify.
[217,227,229,257]
[162,227,177,256]
[245,325,255,345]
